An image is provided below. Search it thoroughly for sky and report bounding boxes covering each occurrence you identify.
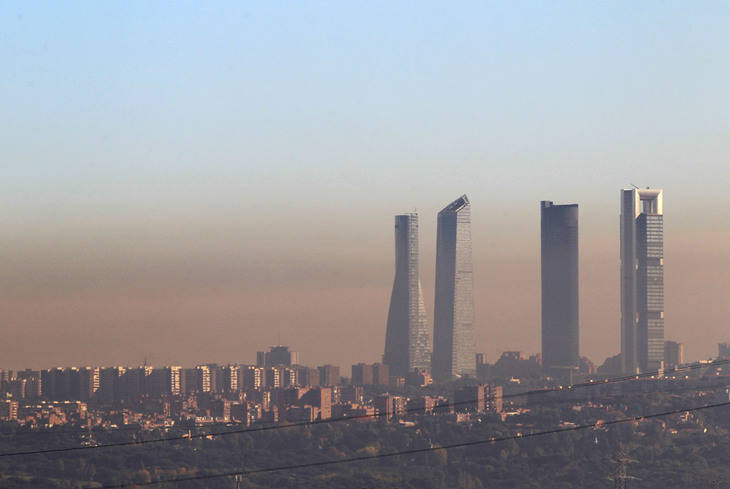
[1,1,729,370]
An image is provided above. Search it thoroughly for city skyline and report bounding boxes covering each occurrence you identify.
[2,3,728,372]
[0,189,722,370]
[2,3,729,487]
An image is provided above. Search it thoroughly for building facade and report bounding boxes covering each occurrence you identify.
[317,365,340,386]
[664,341,684,368]
[432,195,475,381]
[540,201,579,373]
[351,363,374,386]
[383,213,432,377]
[372,363,390,386]
[258,346,298,367]
[621,188,664,373]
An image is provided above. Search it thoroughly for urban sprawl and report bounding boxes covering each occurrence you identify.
[2,189,725,435]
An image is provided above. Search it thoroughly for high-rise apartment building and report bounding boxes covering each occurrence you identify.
[241,365,263,391]
[195,365,212,392]
[453,384,487,413]
[123,366,152,400]
[351,363,390,386]
[41,368,66,401]
[664,341,684,368]
[264,367,281,388]
[0,370,9,391]
[621,188,664,373]
[16,370,42,399]
[318,365,340,386]
[0,400,19,421]
[295,365,319,387]
[222,365,239,392]
[301,387,332,420]
[432,195,475,381]
[374,394,394,419]
[383,213,431,377]
[351,363,374,386]
[372,363,390,386]
[148,366,182,397]
[540,201,579,373]
[278,366,297,387]
[98,366,126,403]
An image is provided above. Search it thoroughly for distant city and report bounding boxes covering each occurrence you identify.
[1,188,728,431]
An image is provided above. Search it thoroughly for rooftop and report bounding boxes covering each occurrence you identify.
[439,194,470,214]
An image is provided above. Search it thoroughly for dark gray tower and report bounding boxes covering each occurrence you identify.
[383,213,431,377]
[540,201,579,374]
[432,195,475,381]
[621,188,664,373]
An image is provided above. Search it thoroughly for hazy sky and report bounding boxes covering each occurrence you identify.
[2,2,729,370]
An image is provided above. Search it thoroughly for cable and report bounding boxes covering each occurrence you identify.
[514,380,730,409]
[4,377,726,450]
[6,356,726,441]
[503,357,730,398]
[1,358,727,456]
[94,399,730,488]
[3,378,725,457]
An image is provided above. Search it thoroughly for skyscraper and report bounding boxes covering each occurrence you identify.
[621,188,664,373]
[432,195,475,381]
[383,213,431,377]
[540,201,579,373]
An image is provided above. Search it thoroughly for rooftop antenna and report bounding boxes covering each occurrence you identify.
[629,183,639,189]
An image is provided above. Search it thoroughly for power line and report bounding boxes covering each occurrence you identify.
[1,359,727,456]
[4,377,726,451]
[94,400,730,489]
[6,356,727,440]
[3,378,725,462]
[517,380,730,409]
[5,357,726,446]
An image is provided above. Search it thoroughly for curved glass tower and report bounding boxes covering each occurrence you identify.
[383,213,431,377]
[432,195,475,381]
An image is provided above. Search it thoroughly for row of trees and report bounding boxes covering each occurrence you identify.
[2,392,730,488]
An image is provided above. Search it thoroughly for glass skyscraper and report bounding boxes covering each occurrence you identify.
[540,201,579,373]
[620,188,664,373]
[432,195,475,381]
[383,213,431,377]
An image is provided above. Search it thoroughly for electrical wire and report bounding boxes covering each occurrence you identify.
[1,358,727,457]
[93,399,730,489]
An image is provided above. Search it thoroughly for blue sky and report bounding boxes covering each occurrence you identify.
[3,2,729,204]
[1,2,729,368]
